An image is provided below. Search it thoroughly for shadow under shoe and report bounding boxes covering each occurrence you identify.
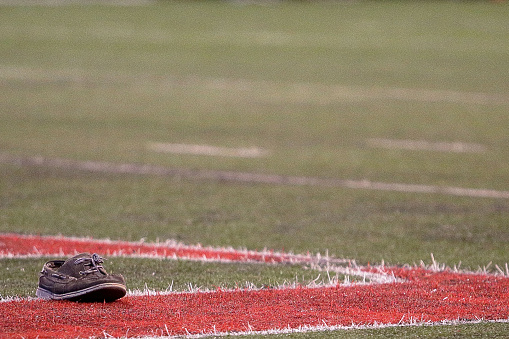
[36,253,126,302]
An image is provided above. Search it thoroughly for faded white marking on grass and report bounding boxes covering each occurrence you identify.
[2,153,509,199]
[148,142,270,158]
[367,138,487,153]
[1,66,508,106]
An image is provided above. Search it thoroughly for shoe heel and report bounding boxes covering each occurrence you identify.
[36,288,53,300]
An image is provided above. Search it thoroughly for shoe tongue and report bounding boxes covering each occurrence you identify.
[57,253,107,278]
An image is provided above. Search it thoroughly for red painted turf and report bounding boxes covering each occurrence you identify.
[2,234,509,338]
[0,233,311,263]
[3,268,509,338]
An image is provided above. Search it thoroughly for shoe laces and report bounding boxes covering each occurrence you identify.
[75,253,106,275]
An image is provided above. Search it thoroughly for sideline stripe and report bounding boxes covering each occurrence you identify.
[2,267,509,338]
[2,153,509,199]
[1,66,508,106]
[148,142,270,158]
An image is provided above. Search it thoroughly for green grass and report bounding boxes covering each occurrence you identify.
[0,257,336,298]
[2,164,509,269]
[1,0,509,337]
[241,321,509,338]
[1,1,509,189]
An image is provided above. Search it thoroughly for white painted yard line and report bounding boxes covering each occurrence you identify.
[367,138,487,153]
[2,153,509,199]
[148,142,270,158]
[0,153,505,198]
[338,179,509,199]
[125,276,391,298]
[1,66,508,106]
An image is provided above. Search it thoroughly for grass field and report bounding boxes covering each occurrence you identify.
[1,0,509,337]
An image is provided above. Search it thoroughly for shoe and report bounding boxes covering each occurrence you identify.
[36,253,126,302]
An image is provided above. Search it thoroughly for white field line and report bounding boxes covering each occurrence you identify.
[124,274,393,298]
[0,276,383,303]
[367,138,487,153]
[2,153,509,199]
[148,142,270,158]
[1,66,508,106]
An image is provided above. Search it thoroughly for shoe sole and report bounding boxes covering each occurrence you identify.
[36,283,127,302]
